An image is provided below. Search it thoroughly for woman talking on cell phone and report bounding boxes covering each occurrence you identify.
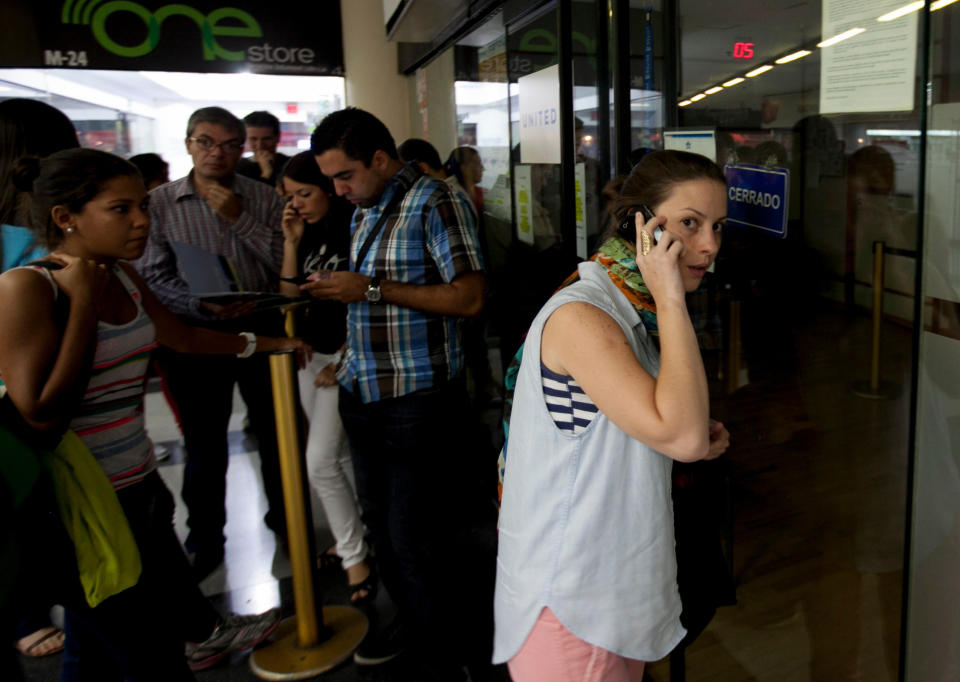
[277,151,375,604]
[493,150,731,681]
[0,148,305,680]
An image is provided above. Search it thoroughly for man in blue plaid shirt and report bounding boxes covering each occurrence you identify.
[308,108,484,679]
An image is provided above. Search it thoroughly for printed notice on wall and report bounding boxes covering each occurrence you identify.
[924,103,960,304]
[574,162,588,260]
[513,165,535,246]
[820,0,917,114]
[663,129,717,161]
[519,64,561,164]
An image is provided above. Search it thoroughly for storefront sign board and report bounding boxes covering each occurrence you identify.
[724,164,790,238]
[0,0,343,75]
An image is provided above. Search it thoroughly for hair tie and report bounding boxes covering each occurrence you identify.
[11,156,42,192]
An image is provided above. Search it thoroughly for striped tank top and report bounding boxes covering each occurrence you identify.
[541,362,599,434]
[27,264,159,489]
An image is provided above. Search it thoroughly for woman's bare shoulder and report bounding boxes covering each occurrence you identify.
[0,266,56,302]
[545,300,625,338]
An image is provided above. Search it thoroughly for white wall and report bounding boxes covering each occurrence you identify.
[341,0,411,143]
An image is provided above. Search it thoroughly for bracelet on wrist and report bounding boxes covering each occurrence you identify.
[236,332,257,359]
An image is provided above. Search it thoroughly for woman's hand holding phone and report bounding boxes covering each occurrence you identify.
[281,200,305,244]
[633,206,686,306]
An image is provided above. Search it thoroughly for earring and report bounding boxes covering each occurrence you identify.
[65,227,75,234]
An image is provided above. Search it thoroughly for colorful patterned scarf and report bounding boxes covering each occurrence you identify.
[497,235,659,499]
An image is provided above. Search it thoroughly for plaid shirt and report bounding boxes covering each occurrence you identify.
[341,164,484,403]
[136,172,284,319]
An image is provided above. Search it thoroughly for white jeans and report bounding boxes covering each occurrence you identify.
[297,353,368,569]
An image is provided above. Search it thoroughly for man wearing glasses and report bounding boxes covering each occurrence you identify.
[137,106,286,581]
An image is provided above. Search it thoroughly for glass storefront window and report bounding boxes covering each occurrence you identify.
[907,1,960,679]
[644,0,936,679]
[419,2,954,677]
[0,69,344,178]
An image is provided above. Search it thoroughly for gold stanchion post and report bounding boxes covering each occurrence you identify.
[250,310,367,680]
[851,241,898,400]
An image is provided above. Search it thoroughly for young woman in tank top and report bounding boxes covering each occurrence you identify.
[0,148,304,680]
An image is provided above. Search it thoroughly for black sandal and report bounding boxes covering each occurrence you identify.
[348,565,378,606]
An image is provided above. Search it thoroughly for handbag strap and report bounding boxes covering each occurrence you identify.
[353,182,410,274]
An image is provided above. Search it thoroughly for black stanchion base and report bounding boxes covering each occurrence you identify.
[249,607,368,680]
[850,380,900,400]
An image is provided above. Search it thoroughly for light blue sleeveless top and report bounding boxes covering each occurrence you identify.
[493,261,685,664]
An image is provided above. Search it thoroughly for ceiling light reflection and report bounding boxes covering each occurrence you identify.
[775,50,812,64]
[817,27,866,47]
[877,1,924,21]
[746,65,774,77]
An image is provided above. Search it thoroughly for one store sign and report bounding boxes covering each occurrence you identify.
[724,164,790,238]
[0,0,344,75]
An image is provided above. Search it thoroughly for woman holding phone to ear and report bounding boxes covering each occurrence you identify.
[494,150,731,681]
[278,152,375,604]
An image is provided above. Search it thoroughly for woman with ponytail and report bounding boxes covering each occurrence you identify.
[0,148,304,680]
[494,150,731,681]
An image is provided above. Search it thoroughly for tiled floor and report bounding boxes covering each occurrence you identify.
[15,309,911,682]
[19,385,506,682]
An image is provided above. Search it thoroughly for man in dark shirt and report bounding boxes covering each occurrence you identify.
[237,110,289,187]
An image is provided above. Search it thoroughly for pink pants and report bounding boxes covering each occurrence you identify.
[507,608,646,682]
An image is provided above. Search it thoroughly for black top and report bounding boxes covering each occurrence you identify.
[237,152,290,186]
[296,217,350,353]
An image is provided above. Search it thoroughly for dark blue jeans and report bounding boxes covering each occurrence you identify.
[61,472,218,682]
[161,348,285,553]
[339,381,474,674]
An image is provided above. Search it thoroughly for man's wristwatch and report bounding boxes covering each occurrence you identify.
[364,276,382,303]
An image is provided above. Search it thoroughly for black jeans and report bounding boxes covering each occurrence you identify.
[339,381,476,675]
[161,348,284,553]
[61,472,218,681]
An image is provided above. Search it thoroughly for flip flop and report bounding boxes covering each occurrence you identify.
[15,626,65,658]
